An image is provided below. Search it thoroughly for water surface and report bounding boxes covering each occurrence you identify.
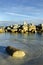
[0,33,43,65]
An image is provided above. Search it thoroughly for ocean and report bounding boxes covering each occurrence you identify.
[0,33,43,65]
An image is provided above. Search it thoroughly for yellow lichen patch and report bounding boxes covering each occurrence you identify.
[12,51,25,58]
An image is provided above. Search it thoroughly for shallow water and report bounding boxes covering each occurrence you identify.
[0,33,43,65]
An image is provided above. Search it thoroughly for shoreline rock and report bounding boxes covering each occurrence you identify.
[6,46,25,58]
[0,22,43,33]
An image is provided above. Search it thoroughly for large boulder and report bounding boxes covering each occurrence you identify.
[6,46,25,58]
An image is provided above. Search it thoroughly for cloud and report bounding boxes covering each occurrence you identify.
[0,0,43,21]
[5,12,29,18]
[1,4,43,15]
[5,12,41,20]
[0,5,43,19]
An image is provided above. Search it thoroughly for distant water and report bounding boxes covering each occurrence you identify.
[0,33,43,65]
[0,21,23,26]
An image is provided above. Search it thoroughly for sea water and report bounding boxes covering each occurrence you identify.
[0,33,43,65]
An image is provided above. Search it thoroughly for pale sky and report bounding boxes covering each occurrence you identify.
[0,0,43,25]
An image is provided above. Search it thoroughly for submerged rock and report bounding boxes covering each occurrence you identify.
[6,46,25,58]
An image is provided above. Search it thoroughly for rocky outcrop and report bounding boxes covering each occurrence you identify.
[0,22,43,34]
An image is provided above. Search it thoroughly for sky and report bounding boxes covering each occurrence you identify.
[0,0,43,25]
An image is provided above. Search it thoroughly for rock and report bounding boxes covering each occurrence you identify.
[11,29,18,33]
[12,51,25,58]
[0,28,5,33]
[22,22,28,33]
[6,46,25,58]
[29,24,36,33]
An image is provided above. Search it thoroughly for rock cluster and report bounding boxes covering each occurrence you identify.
[0,22,43,33]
